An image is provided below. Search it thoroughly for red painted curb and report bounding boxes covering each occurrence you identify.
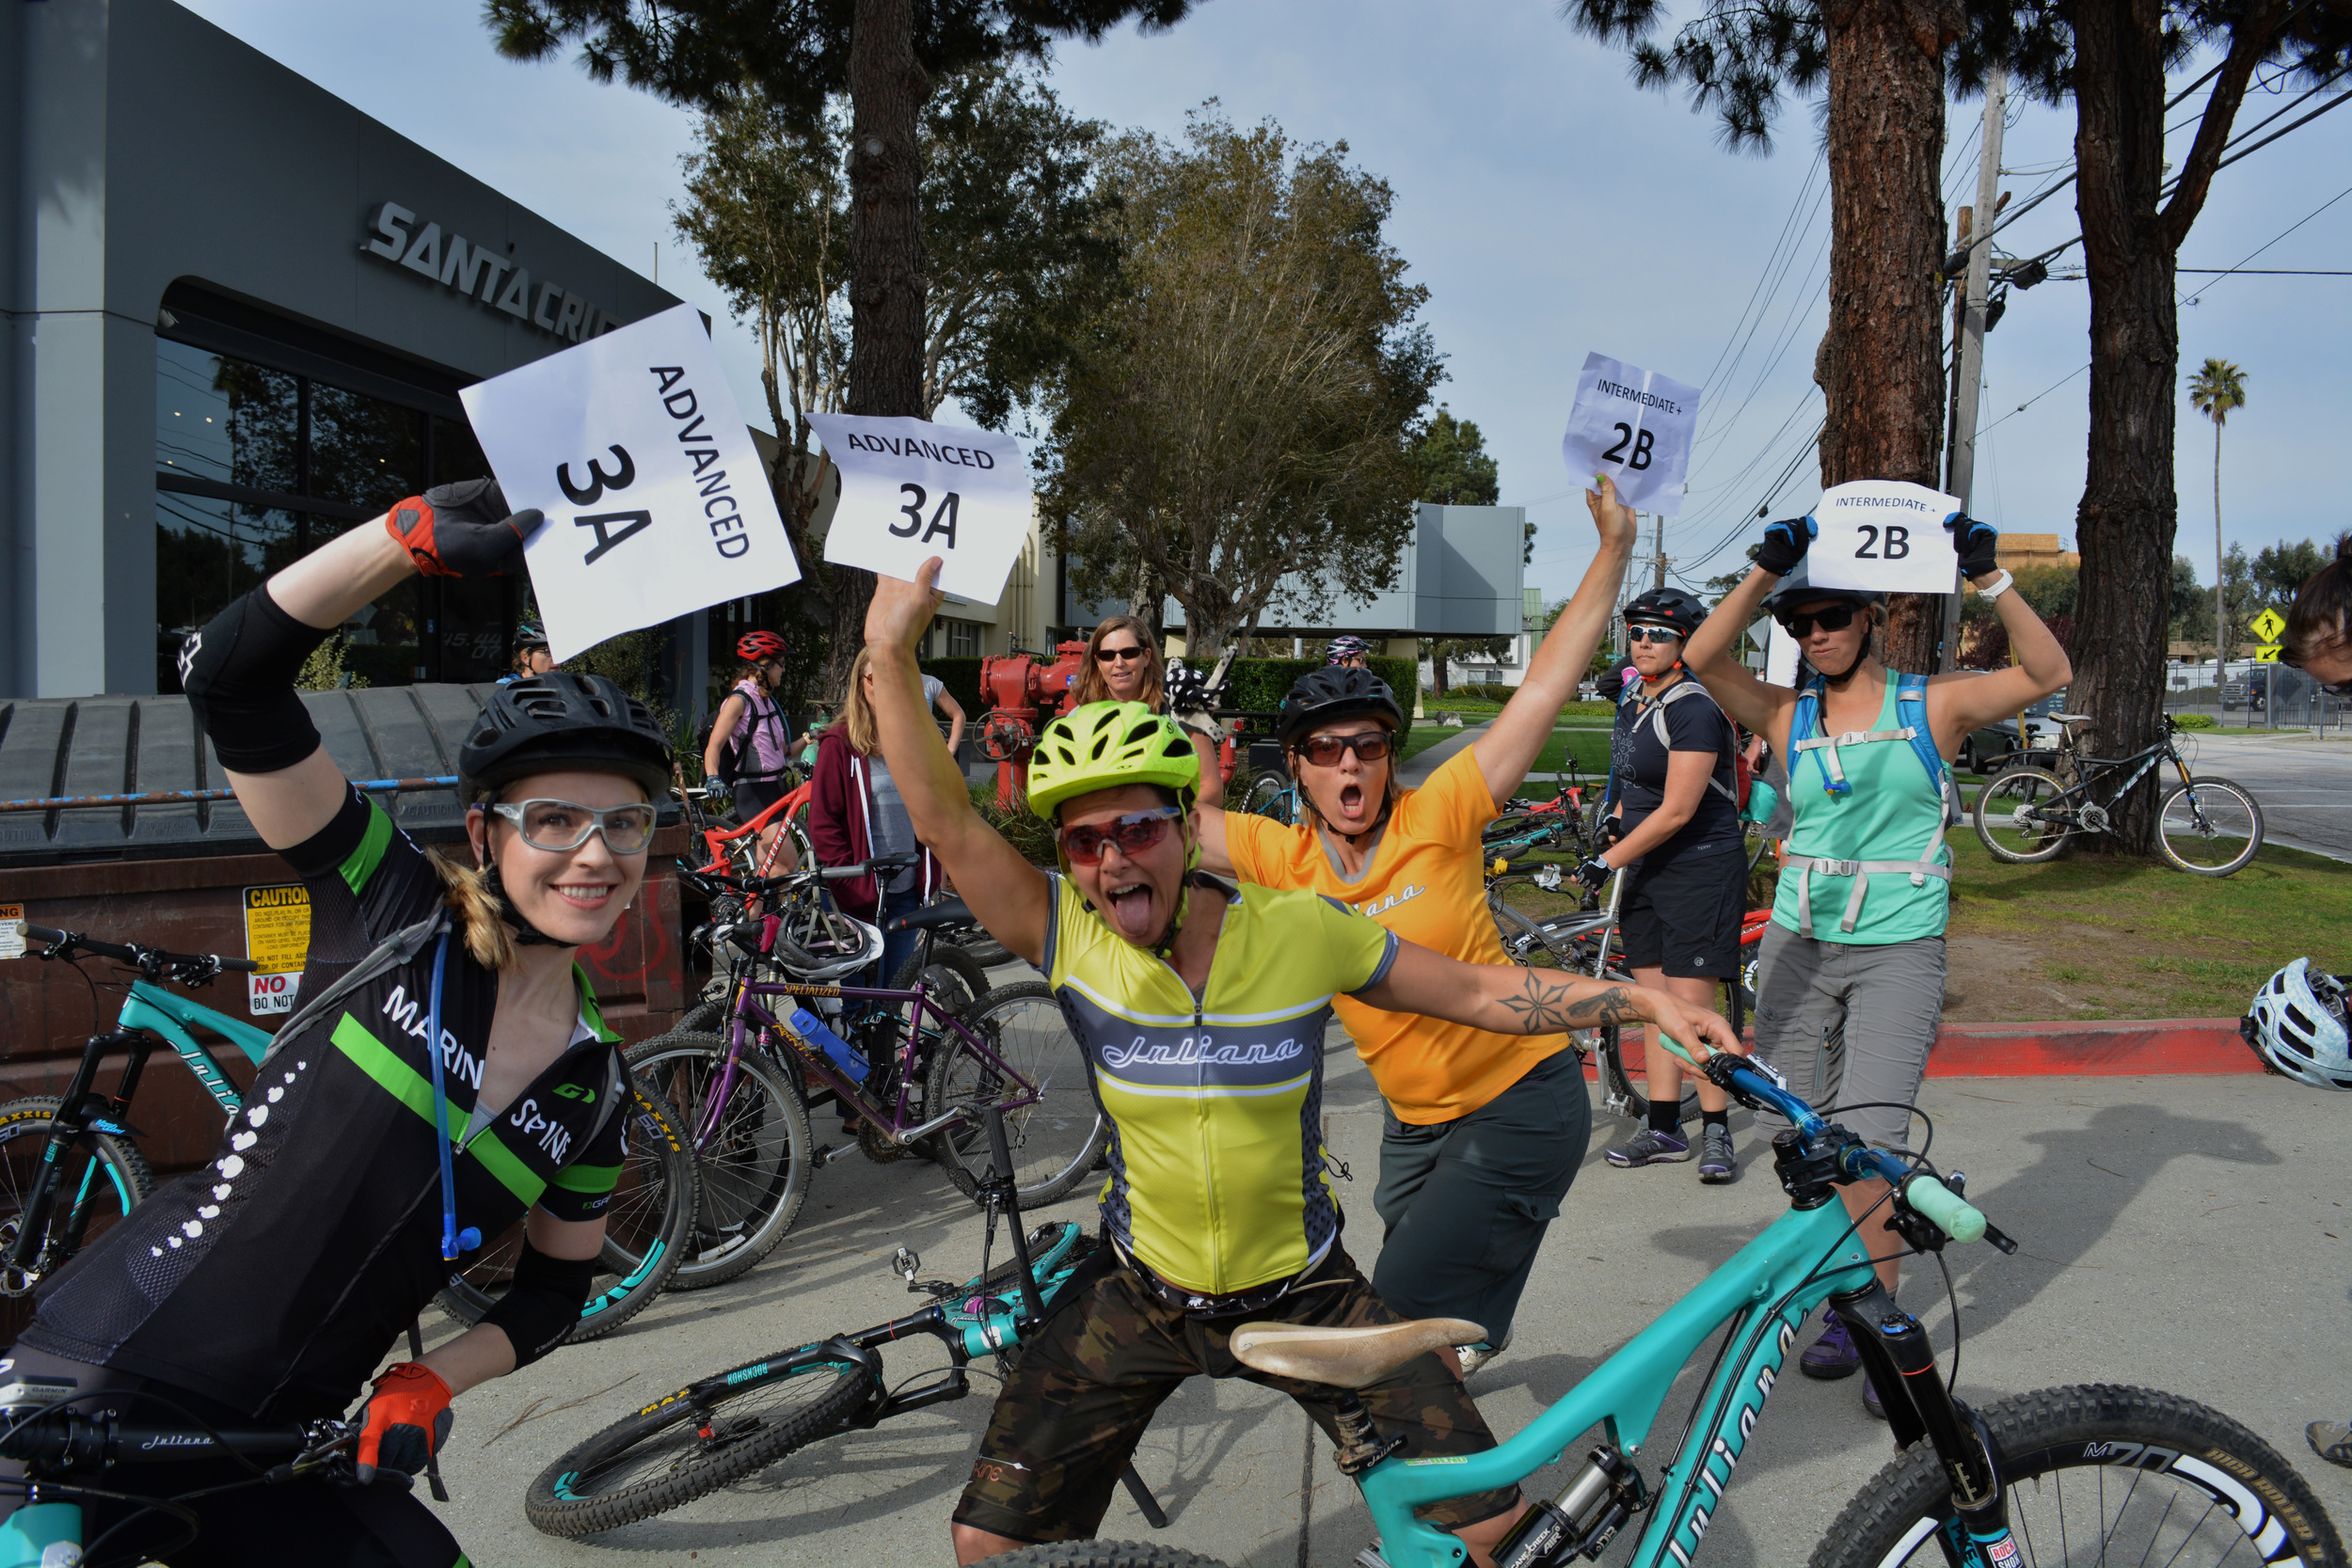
[1925,1018,2260,1078]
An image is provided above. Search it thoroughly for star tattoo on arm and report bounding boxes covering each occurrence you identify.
[1493,973,1640,1034]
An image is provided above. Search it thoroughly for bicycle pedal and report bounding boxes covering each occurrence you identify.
[812,1142,859,1168]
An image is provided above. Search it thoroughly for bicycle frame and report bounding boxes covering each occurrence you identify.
[1361,1196,1874,1568]
[712,974,1039,1155]
[113,981,273,1115]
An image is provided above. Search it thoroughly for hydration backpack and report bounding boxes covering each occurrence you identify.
[1788,673,1959,826]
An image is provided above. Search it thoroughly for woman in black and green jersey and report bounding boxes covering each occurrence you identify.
[7,481,671,1567]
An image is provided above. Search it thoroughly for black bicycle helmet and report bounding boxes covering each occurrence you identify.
[1278,666,1405,748]
[514,622,549,651]
[1760,569,1883,620]
[1624,588,1709,638]
[462,673,675,802]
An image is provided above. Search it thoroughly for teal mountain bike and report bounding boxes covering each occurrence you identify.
[975,1046,2344,1568]
[3,925,694,1346]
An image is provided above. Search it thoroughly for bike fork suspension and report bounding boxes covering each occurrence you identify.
[1830,1285,2015,1563]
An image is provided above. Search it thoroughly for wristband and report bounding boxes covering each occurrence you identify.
[1973,569,2014,601]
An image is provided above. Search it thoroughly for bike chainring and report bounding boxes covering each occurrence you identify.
[2075,802,2111,833]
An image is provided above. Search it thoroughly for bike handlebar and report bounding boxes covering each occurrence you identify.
[1653,1036,1991,1245]
[21,925,259,976]
[0,1404,349,1473]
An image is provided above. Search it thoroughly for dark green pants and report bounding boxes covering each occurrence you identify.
[1371,1047,1589,1349]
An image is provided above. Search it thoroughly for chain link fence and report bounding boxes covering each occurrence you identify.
[2162,659,2348,734]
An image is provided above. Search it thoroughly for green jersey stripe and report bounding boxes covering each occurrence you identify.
[548,1161,623,1194]
[339,800,395,896]
[328,1013,549,1208]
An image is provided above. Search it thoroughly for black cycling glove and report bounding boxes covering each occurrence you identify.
[1754,514,1817,577]
[1571,857,1614,894]
[1947,513,2000,579]
[385,478,546,578]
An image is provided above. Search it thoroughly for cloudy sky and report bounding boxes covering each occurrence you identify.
[182,0,2352,609]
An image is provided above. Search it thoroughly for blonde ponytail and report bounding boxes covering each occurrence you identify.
[426,847,520,972]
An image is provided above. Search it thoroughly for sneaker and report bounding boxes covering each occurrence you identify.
[1863,1375,1885,1420]
[1799,1315,1861,1380]
[1606,1127,1692,1167]
[1454,1336,1511,1379]
[1698,1126,1735,1183]
[2311,1421,2352,1468]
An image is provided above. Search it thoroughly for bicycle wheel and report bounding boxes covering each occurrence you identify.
[1809,1384,2344,1568]
[926,981,1106,1207]
[524,1342,879,1537]
[972,1545,1233,1568]
[628,1031,813,1289]
[1241,769,1295,824]
[436,1082,695,1340]
[0,1098,154,1343]
[892,942,991,1014]
[1974,765,2074,863]
[1597,1022,1700,1126]
[2155,775,2264,876]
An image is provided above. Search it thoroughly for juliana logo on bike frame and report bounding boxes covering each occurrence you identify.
[1664,1311,1801,1565]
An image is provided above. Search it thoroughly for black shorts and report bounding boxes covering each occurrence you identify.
[1620,847,1748,977]
[953,1246,1517,1543]
[732,777,791,822]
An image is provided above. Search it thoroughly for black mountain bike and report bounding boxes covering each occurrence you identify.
[1973,713,2265,875]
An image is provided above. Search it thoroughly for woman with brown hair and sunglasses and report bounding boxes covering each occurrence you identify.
[1071,614,1224,806]
[1184,478,1654,1377]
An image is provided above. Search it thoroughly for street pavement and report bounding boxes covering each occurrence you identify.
[2170,729,2352,862]
[416,1049,2351,1567]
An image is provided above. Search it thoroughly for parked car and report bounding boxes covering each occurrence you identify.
[1958,689,2071,775]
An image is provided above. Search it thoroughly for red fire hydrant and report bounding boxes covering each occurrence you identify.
[977,641,1089,810]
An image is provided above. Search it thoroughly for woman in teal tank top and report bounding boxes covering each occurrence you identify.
[1680,510,2071,1420]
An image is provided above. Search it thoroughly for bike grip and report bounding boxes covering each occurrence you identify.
[220,957,261,973]
[818,863,866,880]
[1902,1173,1987,1244]
[23,924,64,945]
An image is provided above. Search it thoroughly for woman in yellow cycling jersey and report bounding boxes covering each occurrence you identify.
[1192,478,1663,1373]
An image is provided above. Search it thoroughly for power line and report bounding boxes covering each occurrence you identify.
[2181,179,2352,300]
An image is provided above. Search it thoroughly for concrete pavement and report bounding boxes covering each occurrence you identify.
[2169,729,2352,863]
[416,1054,2351,1567]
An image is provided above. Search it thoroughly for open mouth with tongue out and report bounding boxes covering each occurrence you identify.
[1101,876,1165,942]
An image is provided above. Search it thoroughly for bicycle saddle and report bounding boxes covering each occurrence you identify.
[889,896,974,933]
[2048,712,2093,726]
[1229,1318,1485,1389]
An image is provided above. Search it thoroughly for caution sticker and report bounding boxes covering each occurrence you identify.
[0,906,24,960]
[242,884,311,1016]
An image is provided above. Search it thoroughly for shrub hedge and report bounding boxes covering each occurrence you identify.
[918,657,988,721]
[924,652,1417,739]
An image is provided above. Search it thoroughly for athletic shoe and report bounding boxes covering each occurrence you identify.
[1799,1315,1860,1380]
[1455,1336,1511,1379]
[1606,1128,1692,1167]
[1698,1126,1735,1183]
[1863,1375,1885,1420]
[2311,1421,2352,1467]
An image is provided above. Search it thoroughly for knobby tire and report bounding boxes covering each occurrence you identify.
[628,1031,812,1289]
[1974,766,2074,863]
[2154,775,2265,877]
[1806,1383,2345,1568]
[524,1344,878,1537]
[0,1098,155,1344]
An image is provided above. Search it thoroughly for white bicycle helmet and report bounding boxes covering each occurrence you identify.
[2242,958,2352,1090]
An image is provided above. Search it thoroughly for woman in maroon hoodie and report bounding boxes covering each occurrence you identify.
[810,647,943,995]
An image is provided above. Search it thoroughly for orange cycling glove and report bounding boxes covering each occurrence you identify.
[353,1361,453,1485]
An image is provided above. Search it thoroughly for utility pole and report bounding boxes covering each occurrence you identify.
[1651,513,1670,592]
[1941,66,2007,672]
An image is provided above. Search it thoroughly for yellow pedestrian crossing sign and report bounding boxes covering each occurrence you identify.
[2250,608,2285,642]
[2255,644,2282,663]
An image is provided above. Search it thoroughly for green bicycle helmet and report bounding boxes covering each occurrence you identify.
[1026,701,1201,823]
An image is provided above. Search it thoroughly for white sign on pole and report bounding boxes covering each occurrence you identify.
[1804,480,1963,595]
[1559,352,1701,515]
[807,414,1032,602]
[460,302,799,664]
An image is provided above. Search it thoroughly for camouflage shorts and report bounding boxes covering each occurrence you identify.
[953,1245,1518,1544]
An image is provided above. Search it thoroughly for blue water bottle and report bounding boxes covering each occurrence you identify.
[789,1006,867,1081]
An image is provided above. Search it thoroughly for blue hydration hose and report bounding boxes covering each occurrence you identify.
[423,930,481,1261]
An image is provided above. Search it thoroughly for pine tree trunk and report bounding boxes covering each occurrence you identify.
[1814,0,1956,676]
[2070,0,2176,852]
[833,0,930,701]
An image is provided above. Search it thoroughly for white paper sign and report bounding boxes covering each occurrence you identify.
[1764,616,1801,688]
[460,302,800,663]
[1805,480,1963,594]
[806,414,1031,602]
[1560,352,1701,516]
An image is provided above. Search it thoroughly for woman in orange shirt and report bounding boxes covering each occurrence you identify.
[1192,479,1674,1372]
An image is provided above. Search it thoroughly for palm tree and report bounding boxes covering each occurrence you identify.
[2187,359,2248,664]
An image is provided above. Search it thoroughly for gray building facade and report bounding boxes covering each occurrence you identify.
[3,0,684,699]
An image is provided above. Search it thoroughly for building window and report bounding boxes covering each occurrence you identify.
[946,618,982,657]
[154,340,495,690]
